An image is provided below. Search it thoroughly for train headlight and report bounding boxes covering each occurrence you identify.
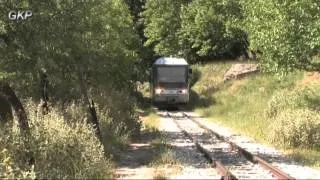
[181,89,188,94]
[155,88,162,94]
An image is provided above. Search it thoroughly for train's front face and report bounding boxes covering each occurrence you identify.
[153,65,189,105]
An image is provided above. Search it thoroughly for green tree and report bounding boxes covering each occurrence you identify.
[124,0,157,82]
[179,0,247,61]
[1,0,141,97]
[240,0,320,72]
[0,0,142,138]
[142,0,184,56]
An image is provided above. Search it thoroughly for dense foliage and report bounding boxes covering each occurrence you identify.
[142,0,319,71]
[179,0,247,61]
[1,0,142,178]
[1,0,319,178]
[240,0,320,72]
[142,0,247,62]
[1,0,142,96]
[1,101,112,179]
[142,0,183,56]
[0,0,141,129]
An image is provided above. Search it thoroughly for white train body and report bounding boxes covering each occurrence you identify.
[151,57,191,105]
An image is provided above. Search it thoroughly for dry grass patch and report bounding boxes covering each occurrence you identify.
[286,148,320,169]
[269,109,320,148]
[1,100,113,179]
[227,79,248,94]
[295,72,320,90]
[142,113,161,130]
[153,165,182,179]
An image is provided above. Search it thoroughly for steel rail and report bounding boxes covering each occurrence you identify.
[167,112,237,180]
[182,112,295,180]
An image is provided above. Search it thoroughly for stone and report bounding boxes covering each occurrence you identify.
[224,64,260,82]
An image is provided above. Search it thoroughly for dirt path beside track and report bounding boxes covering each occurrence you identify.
[113,110,219,179]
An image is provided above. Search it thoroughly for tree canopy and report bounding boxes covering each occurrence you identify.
[141,0,319,72]
[1,0,142,99]
[240,0,320,72]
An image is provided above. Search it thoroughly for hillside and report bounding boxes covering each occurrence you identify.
[189,61,320,168]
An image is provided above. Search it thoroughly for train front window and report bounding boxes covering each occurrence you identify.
[157,67,187,83]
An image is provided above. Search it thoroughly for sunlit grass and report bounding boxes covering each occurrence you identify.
[0,72,16,79]
[192,61,320,168]
[141,113,179,166]
[138,113,182,177]
[142,113,161,130]
[286,148,320,170]
[1,100,113,179]
[149,144,182,178]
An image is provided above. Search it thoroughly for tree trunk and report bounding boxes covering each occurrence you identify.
[0,82,30,134]
[88,100,101,140]
[0,82,34,165]
[76,65,102,141]
[0,93,13,125]
[37,69,50,115]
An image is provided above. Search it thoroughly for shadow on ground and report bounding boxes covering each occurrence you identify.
[114,131,208,169]
[183,89,216,111]
[114,126,255,169]
[132,91,152,109]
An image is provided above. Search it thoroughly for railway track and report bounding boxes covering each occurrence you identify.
[166,111,295,180]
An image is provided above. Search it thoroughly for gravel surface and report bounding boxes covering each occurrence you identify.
[183,111,320,179]
[170,112,275,179]
[157,111,220,179]
[114,110,220,179]
[114,110,320,179]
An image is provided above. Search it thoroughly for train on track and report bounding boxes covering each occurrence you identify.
[151,57,192,107]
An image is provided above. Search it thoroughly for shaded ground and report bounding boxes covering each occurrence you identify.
[113,110,220,179]
[183,90,216,111]
[112,125,169,179]
[112,110,181,179]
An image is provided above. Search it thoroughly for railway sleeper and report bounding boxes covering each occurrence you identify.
[183,112,295,180]
[169,112,238,180]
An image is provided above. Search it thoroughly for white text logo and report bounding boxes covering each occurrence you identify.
[8,10,32,20]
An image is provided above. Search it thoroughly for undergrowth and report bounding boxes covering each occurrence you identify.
[1,88,142,179]
[192,61,320,168]
[1,100,112,179]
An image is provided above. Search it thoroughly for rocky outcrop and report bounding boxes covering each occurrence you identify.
[224,64,260,82]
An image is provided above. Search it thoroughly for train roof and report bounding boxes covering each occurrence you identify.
[153,57,188,66]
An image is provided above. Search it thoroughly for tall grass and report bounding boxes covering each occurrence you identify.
[1,100,112,179]
[193,62,304,139]
[192,62,320,167]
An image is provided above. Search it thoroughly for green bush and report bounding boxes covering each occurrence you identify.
[56,87,141,148]
[189,66,202,88]
[142,0,183,56]
[265,90,299,118]
[179,0,246,59]
[265,87,320,118]
[240,0,320,72]
[269,109,320,148]
[94,88,141,140]
[0,146,36,179]
[0,101,112,179]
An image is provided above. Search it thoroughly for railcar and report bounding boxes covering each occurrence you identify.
[151,57,192,107]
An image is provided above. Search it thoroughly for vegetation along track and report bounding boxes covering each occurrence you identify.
[166,111,295,180]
